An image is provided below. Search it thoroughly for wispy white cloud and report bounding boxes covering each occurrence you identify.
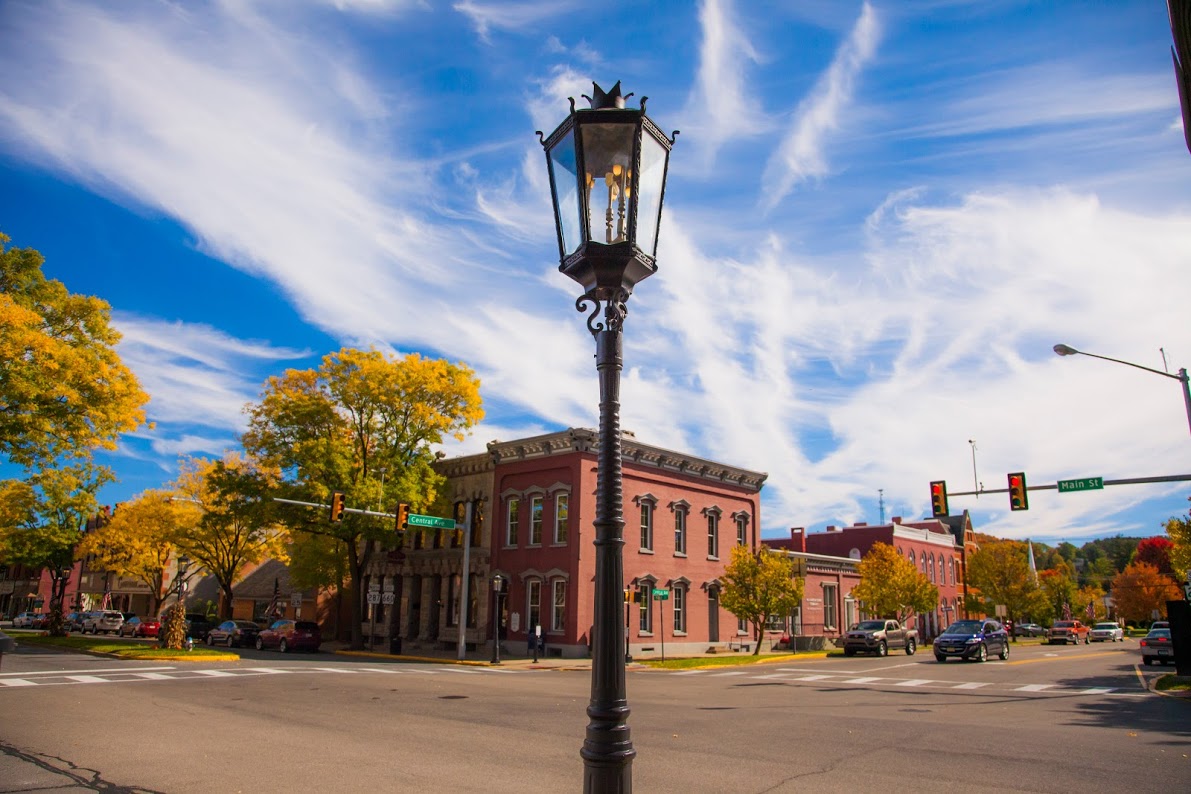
[453,0,576,43]
[681,0,769,167]
[760,1,879,210]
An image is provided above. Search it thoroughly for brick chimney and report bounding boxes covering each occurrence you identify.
[790,528,806,552]
[892,516,902,524]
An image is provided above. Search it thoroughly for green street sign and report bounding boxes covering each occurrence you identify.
[1057,477,1104,493]
[406,513,456,529]
[652,588,669,600]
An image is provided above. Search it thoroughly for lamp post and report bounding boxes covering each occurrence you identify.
[176,555,191,603]
[539,81,675,793]
[1052,344,1191,436]
[490,574,503,665]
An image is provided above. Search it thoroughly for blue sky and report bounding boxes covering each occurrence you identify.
[1,0,1189,547]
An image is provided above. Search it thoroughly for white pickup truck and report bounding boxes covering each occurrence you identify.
[842,619,919,657]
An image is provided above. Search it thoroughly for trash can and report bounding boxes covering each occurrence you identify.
[389,636,402,655]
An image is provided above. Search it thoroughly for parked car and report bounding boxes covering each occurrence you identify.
[256,619,322,653]
[65,612,86,632]
[118,616,160,638]
[12,612,46,629]
[933,619,1010,663]
[1140,628,1174,665]
[1151,620,1170,631]
[1046,620,1090,645]
[1012,622,1047,638]
[206,620,261,648]
[1089,622,1125,643]
[181,613,216,642]
[82,610,125,634]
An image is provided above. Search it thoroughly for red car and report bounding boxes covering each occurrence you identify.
[118,616,160,638]
[255,620,321,653]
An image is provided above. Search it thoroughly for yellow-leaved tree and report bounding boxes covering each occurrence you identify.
[75,490,190,618]
[851,542,938,626]
[719,546,804,655]
[172,454,289,621]
[243,348,483,650]
[1111,561,1181,624]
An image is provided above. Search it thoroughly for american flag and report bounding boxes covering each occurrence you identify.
[1085,601,1095,619]
[1062,602,1072,620]
[100,591,112,610]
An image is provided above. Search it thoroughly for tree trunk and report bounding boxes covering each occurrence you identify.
[48,571,70,636]
[753,621,762,655]
[347,550,364,650]
[220,582,235,619]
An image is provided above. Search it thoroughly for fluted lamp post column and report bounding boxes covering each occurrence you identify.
[538,81,675,793]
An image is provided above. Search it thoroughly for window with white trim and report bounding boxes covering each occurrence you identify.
[823,583,838,630]
[527,579,542,634]
[673,586,686,633]
[553,494,568,545]
[530,496,543,545]
[674,507,687,555]
[707,512,719,558]
[505,498,519,546]
[640,502,653,551]
[638,583,653,633]
[736,515,747,546]
[551,580,566,632]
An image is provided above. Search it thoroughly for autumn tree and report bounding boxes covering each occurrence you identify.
[243,348,483,649]
[0,464,110,634]
[851,542,938,626]
[0,233,149,469]
[1111,561,1181,624]
[172,454,289,619]
[966,541,1049,631]
[719,546,804,655]
[75,490,189,617]
[1133,536,1176,579]
[1166,497,1191,581]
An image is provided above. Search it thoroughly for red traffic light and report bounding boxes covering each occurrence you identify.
[1008,472,1028,511]
[929,480,948,517]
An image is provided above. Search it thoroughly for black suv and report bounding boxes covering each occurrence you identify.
[182,613,216,641]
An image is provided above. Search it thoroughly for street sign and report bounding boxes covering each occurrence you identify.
[406,513,456,529]
[1058,477,1104,493]
[381,592,395,605]
[290,593,302,607]
[366,592,381,605]
[652,588,669,600]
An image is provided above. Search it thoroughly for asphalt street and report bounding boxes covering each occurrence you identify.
[0,639,1186,793]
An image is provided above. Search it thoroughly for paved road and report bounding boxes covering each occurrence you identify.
[0,640,1186,792]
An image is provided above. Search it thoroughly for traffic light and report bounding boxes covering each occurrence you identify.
[1008,472,1029,511]
[395,502,410,532]
[929,481,949,517]
[623,589,639,604]
[329,492,345,523]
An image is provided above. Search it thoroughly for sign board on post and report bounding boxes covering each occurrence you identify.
[1057,477,1104,493]
[366,592,381,605]
[381,592,395,605]
[406,513,455,529]
[995,604,1007,617]
[652,588,669,600]
[290,593,302,607]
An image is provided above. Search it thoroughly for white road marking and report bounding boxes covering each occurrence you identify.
[133,672,173,680]
[791,674,831,681]
[194,670,236,677]
[842,677,882,684]
[1016,684,1052,692]
[953,682,989,689]
[895,679,934,687]
[65,675,108,683]
[710,671,749,677]
[674,670,708,676]
[0,666,175,677]
[0,679,36,687]
[1076,687,1114,695]
[311,667,359,673]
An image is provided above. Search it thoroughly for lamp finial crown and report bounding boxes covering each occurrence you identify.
[584,81,632,110]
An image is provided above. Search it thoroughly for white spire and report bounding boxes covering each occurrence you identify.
[1026,538,1038,581]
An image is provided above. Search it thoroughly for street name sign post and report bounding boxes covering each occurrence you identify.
[407,513,456,529]
[652,589,669,661]
[1057,477,1104,493]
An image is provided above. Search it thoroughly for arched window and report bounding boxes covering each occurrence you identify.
[908,550,916,568]
[929,554,936,583]
[948,557,955,585]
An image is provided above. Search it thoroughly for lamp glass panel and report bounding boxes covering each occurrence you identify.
[547,128,583,256]
[580,122,635,245]
[635,132,668,257]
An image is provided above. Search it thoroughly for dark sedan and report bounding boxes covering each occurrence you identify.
[206,620,261,648]
[1012,622,1046,637]
[256,620,321,653]
[934,619,1010,663]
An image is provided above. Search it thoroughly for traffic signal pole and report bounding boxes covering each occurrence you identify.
[944,473,1191,498]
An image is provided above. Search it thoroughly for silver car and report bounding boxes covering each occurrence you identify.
[82,610,125,634]
[1089,622,1124,642]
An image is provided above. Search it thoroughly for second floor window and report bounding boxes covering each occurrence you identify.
[505,498,519,546]
[530,496,544,545]
[707,512,719,558]
[736,515,747,546]
[640,502,653,551]
[674,509,687,555]
[554,494,568,544]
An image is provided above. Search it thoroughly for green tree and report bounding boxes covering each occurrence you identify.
[0,233,149,469]
[75,489,187,617]
[1038,564,1080,619]
[851,542,938,625]
[965,541,1048,633]
[243,348,483,649]
[172,454,289,619]
[0,464,110,634]
[719,546,804,656]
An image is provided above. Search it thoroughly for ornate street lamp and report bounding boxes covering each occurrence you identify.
[490,574,504,665]
[539,81,675,793]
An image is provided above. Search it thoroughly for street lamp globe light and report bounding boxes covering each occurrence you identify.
[539,81,675,794]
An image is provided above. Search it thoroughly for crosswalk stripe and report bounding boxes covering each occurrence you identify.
[311,667,359,673]
[1016,684,1052,691]
[133,672,172,680]
[195,670,236,677]
[66,675,108,683]
[0,679,36,687]
[843,677,882,684]
[710,671,749,677]
[791,674,831,681]
[953,682,989,689]
[895,679,933,687]
[1076,687,1114,695]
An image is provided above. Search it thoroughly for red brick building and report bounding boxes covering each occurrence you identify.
[764,512,977,641]
[381,428,767,658]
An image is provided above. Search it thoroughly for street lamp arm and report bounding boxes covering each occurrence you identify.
[1055,345,1185,382]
